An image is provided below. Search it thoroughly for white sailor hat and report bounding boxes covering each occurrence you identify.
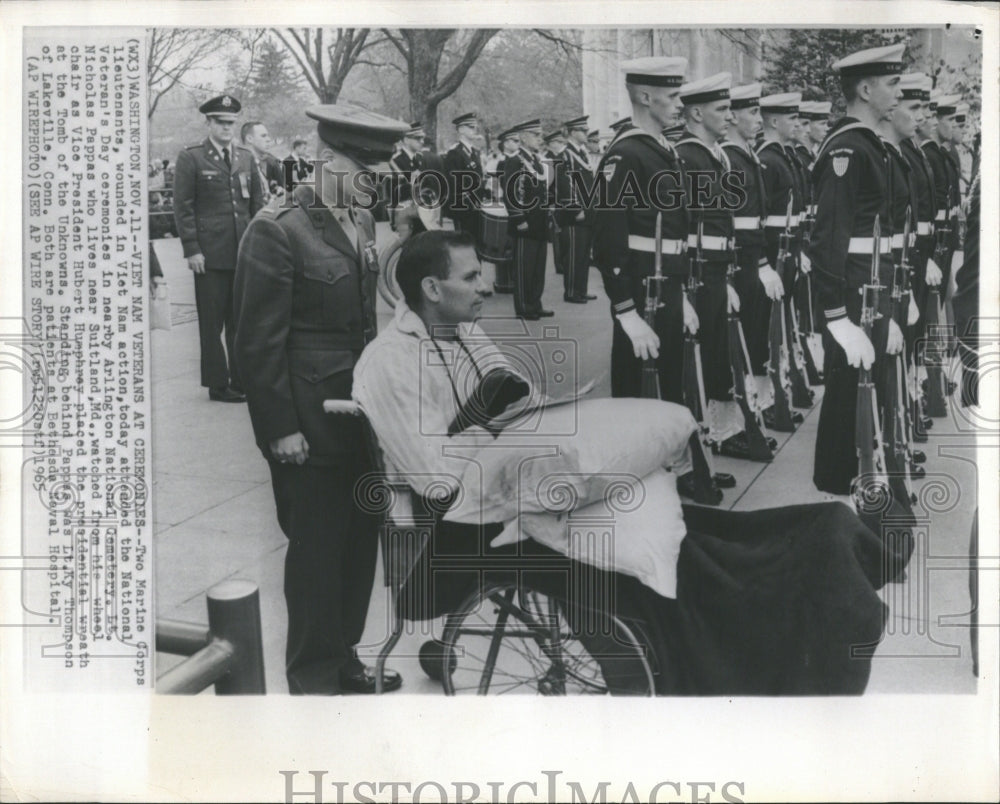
[680,72,732,105]
[954,102,969,122]
[832,43,905,76]
[622,56,687,88]
[802,100,832,119]
[760,92,801,114]
[798,100,817,116]
[920,75,934,101]
[935,94,962,116]
[898,72,929,100]
[730,82,761,109]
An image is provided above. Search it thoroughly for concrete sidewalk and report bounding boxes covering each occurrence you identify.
[151,235,978,695]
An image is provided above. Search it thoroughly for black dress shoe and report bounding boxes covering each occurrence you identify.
[911,450,927,464]
[713,471,736,488]
[912,429,929,443]
[585,293,598,300]
[521,313,540,321]
[762,406,798,432]
[677,471,723,505]
[921,416,934,430]
[713,433,762,461]
[765,435,778,451]
[563,294,588,304]
[537,309,555,317]
[209,386,246,403]
[339,665,403,694]
[909,464,926,479]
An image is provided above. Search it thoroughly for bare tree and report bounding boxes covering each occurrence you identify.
[272,28,383,103]
[381,29,499,142]
[147,28,235,120]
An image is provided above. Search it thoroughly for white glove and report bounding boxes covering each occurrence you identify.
[886,318,904,355]
[827,318,875,369]
[617,309,660,360]
[726,283,741,313]
[907,292,919,326]
[758,264,784,300]
[925,257,942,287]
[800,251,812,274]
[683,296,700,335]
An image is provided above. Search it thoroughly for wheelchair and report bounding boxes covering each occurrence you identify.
[325,398,660,696]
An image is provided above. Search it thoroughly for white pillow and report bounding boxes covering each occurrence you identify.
[511,468,686,599]
[444,397,696,525]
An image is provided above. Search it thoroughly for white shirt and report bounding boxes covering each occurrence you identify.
[353,301,513,498]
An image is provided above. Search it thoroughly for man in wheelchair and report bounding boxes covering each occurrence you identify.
[353,230,912,695]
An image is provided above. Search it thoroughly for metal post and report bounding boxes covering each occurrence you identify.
[157,641,236,694]
[206,579,266,694]
[156,619,211,656]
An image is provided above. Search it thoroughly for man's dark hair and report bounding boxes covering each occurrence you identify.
[395,230,477,310]
[292,138,308,150]
[240,121,263,143]
[840,75,865,103]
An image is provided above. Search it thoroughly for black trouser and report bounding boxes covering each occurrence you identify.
[610,277,685,404]
[813,282,891,496]
[732,250,769,375]
[564,224,592,299]
[268,460,379,694]
[194,268,238,389]
[694,262,733,402]
[512,236,547,317]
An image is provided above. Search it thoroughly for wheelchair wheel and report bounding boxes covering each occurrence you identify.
[438,582,655,696]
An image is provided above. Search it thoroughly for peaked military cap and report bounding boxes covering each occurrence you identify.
[199,94,241,120]
[403,121,425,139]
[760,92,802,114]
[832,43,905,76]
[564,115,590,131]
[306,104,409,163]
[544,129,567,145]
[680,72,732,105]
[621,56,687,88]
[609,116,633,132]
[497,126,521,143]
[587,129,600,140]
[730,82,762,110]
[452,112,479,127]
[509,118,543,135]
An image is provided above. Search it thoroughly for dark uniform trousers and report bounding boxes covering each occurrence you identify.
[611,276,685,403]
[194,271,239,389]
[513,236,548,317]
[694,260,735,402]
[269,460,379,694]
[732,249,770,375]
[814,261,893,495]
[564,223,593,299]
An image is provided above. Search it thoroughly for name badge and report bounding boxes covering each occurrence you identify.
[363,240,379,272]
[201,170,220,177]
[238,172,250,199]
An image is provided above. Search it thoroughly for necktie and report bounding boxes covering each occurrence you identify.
[223,148,231,169]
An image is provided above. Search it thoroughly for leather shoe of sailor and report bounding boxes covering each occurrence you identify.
[909,463,927,479]
[585,293,598,300]
[761,406,799,432]
[912,429,929,443]
[911,450,927,464]
[537,309,555,317]
[712,432,760,461]
[209,385,246,403]
[563,294,588,304]
[677,471,724,505]
[339,663,403,694]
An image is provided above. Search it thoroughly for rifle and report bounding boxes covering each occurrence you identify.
[923,204,949,417]
[852,215,890,511]
[726,242,774,462]
[681,218,723,505]
[767,192,797,432]
[641,213,667,400]
[775,188,814,408]
[795,197,824,384]
[882,206,916,505]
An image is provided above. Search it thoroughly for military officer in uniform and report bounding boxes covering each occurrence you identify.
[922,92,962,290]
[173,94,264,402]
[592,56,731,500]
[233,104,406,695]
[807,44,907,498]
[388,121,426,233]
[723,83,784,413]
[240,120,285,201]
[443,112,486,239]
[502,119,553,320]
[562,115,598,303]
[586,129,602,166]
[543,128,571,277]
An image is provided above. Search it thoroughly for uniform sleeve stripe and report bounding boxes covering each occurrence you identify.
[824,306,847,320]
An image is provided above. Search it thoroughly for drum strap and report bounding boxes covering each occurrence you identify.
[430,336,486,415]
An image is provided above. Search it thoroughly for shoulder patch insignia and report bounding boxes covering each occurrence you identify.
[830,148,853,177]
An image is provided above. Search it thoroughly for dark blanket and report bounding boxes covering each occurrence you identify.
[399,500,912,695]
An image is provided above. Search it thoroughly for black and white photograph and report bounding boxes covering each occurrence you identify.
[2,1,998,801]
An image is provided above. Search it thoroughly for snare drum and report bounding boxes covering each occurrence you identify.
[478,204,511,264]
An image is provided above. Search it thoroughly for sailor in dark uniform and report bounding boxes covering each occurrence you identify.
[502,119,552,320]
[562,116,598,303]
[676,72,761,460]
[807,44,907,498]
[544,128,571,277]
[173,94,264,402]
[443,112,486,239]
[586,129,602,167]
[592,57,732,499]
[233,104,408,695]
[388,122,426,233]
[723,83,784,414]
[757,92,809,423]
[922,92,962,289]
